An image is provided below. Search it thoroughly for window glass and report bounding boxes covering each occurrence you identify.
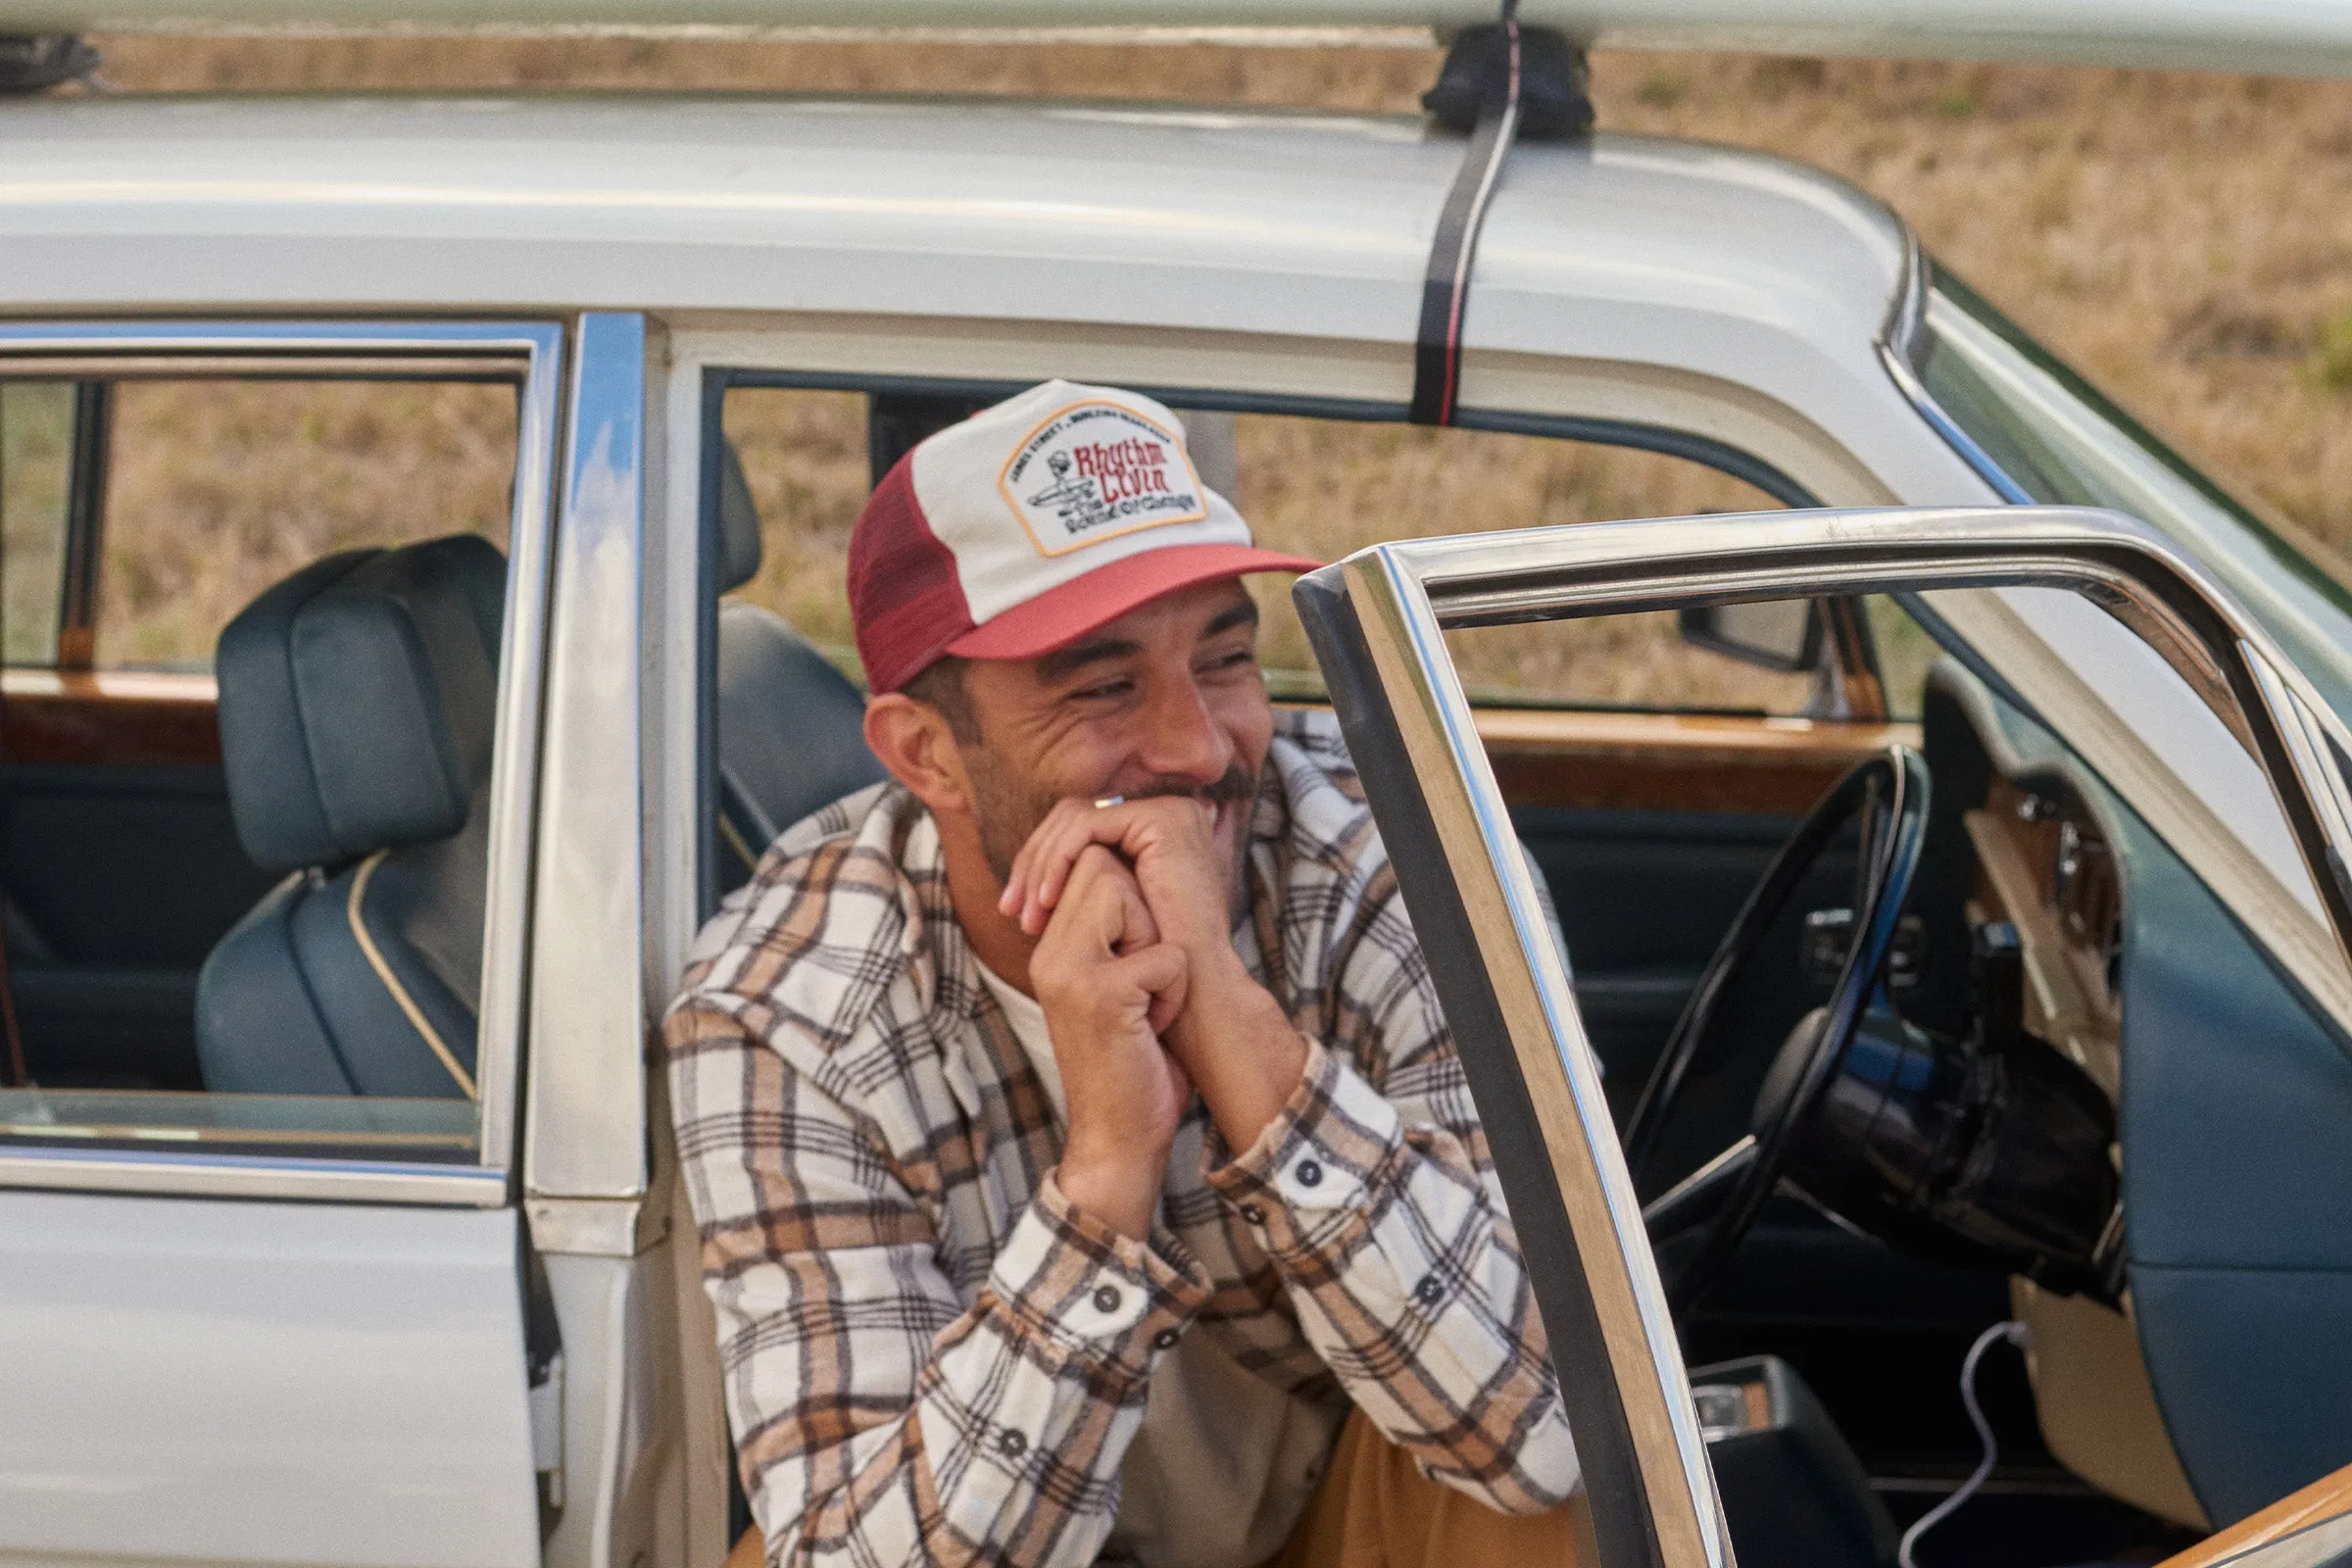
[1,372,521,1164]
[1865,595,1939,721]
[718,388,1817,712]
[97,379,516,668]
[721,386,866,659]
[1,382,74,665]
[1225,415,1793,709]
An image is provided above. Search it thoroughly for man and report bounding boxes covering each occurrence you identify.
[667,380,1583,1568]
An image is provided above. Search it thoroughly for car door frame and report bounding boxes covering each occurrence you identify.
[1291,503,2352,1568]
[0,317,567,1567]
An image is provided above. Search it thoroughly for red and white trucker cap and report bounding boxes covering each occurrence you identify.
[849,379,1321,694]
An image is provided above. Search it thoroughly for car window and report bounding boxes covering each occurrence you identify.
[0,381,75,665]
[2,369,524,1165]
[718,386,1842,715]
[95,379,515,669]
[1865,595,1939,721]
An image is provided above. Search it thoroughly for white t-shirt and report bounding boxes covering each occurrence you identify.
[974,961,1343,1568]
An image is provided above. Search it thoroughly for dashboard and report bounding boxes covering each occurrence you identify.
[1965,777,2124,1100]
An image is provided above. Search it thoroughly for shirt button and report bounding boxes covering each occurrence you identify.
[1241,1204,1266,1226]
[1295,1159,1323,1189]
[1152,1328,1180,1350]
[998,1429,1028,1459]
[1092,1285,1122,1314]
[1414,1274,1445,1307]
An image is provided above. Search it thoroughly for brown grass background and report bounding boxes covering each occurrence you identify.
[15,34,2350,707]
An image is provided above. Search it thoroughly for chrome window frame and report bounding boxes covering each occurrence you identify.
[1293,504,2352,1568]
[521,311,665,1256]
[0,318,566,1208]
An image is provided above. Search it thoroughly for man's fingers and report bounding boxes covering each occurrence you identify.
[1113,941,1188,1035]
[1013,796,1218,936]
[1052,844,1157,956]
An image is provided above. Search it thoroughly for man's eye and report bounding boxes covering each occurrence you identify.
[1200,649,1258,675]
[1069,677,1135,703]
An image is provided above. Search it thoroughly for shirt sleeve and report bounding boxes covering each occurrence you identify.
[669,1000,1213,1568]
[1201,904,1581,1515]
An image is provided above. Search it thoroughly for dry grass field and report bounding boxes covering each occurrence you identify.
[12,32,2351,703]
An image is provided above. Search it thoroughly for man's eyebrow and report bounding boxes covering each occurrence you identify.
[1203,600,1261,639]
[1037,636,1144,683]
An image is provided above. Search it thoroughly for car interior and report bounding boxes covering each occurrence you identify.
[0,372,515,1151]
[7,370,2351,1564]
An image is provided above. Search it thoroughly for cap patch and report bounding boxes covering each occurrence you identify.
[997,400,1209,557]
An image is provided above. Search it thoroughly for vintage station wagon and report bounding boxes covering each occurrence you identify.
[7,6,2352,1567]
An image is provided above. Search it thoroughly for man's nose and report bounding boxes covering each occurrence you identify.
[1136,674,1234,786]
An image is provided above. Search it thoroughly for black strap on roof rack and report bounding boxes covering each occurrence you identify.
[1410,8,1592,426]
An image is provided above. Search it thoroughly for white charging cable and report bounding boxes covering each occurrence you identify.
[1897,1319,2032,1568]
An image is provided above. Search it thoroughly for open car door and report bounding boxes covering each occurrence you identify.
[1292,505,2352,1568]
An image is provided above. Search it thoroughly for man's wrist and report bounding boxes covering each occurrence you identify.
[1056,1139,1163,1242]
[1168,965,1306,1154]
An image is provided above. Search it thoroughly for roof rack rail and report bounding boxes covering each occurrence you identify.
[0,33,100,93]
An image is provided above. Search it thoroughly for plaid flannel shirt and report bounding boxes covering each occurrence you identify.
[665,710,1578,1568]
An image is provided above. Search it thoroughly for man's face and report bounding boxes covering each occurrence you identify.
[951,578,1275,913]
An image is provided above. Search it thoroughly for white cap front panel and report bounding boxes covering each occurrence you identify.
[908,379,1254,623]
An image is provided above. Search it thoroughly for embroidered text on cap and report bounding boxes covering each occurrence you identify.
[998,400,1208,557]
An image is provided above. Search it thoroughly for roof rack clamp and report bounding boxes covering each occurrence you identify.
[1423,23,1592,142]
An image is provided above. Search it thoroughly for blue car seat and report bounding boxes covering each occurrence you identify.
[195,534,505,1098]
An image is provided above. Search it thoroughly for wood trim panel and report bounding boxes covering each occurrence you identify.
[2156,1461,2352,1568]
[1471,710,1921,813]
[0,668,220,767]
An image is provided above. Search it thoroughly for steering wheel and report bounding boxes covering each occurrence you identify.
[1623,746,1930,1315]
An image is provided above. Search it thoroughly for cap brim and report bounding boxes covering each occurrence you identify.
[945,543,1323,663]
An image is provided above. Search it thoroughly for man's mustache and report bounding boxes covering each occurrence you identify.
[1128,763,1256,809]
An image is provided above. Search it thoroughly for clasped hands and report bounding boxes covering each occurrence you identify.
[1000,796,1305,1240]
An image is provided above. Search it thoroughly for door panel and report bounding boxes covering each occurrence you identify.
[0,1190,541,1568]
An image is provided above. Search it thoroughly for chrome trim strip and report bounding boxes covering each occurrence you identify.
[524,313,652,1205]
[1878,222,1929,375]
[1340,548,1731,1568]
[0,320,549,354]
[0,1147,508,1206]
[1878,336,2034,506]
[0,317,564,1201]
[477,320,568,1181]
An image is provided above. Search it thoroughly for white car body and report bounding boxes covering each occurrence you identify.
[1,32,2349,1568]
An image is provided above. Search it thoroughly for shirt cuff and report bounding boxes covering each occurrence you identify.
[986,1171,1213,1385]
[1203,1036,1408,1261]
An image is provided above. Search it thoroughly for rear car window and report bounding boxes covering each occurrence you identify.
[1,371,520,1163]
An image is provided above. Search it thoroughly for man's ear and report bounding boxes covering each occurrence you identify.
[865,693,974,819]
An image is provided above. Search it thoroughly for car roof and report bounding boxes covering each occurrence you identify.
[0,94,1909,414]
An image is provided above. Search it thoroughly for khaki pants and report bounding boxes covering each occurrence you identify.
[724,1411,1595,1568]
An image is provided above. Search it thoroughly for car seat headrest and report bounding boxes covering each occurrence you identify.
[717,439,762,594]
[216,533,507,874]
